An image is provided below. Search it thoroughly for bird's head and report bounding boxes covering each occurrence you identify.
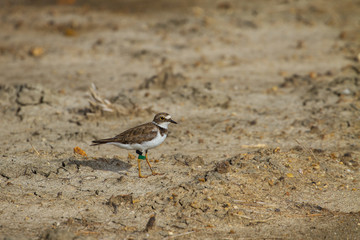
[153,112,177,129]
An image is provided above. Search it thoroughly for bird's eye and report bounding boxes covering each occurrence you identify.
[160,117,165,120]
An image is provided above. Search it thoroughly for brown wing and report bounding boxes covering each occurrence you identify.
[91,122,158,145]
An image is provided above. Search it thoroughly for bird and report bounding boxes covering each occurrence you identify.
[91,112,177,178]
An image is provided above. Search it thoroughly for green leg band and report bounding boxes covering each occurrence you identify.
[138,155,146,160]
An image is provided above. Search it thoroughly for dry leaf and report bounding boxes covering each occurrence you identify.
[29,47,44,57]
[57,0,76,4]
[309,72,317,79]
[74,146,87,157]
[273,147,281,153]
[286,173,294,178]
[64,28,77,37]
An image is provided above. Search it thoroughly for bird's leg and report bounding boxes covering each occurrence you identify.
[145,150,163,176]
[136,150,148,178]
[137,158,148,178]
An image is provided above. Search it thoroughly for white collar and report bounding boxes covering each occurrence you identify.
[152,121,169,129]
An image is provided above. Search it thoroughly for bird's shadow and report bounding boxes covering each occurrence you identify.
[70,157,132,173]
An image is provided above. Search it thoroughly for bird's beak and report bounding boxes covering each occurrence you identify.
[170,119,177,124]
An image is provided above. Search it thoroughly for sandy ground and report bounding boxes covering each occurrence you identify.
[1,0,360,239]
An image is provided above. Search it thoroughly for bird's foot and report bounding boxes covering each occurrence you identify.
[138,174,149,178]
[151,171,164,176]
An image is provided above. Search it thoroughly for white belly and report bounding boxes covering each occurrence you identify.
[107,131,167,152]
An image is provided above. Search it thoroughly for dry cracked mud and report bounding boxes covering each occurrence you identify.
[0,0,360,239]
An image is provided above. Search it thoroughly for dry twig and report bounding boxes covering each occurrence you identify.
[88,83,116,113]
[29,142,40,155]
[165,231,195,239]
[294,139,319,162]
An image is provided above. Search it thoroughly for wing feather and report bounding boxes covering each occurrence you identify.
[92,122,158,145]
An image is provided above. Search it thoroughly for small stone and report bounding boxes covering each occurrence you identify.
[217,2,232,10]
[296,40,304,49]
[144,214,156,232]
[312,163,320,170]
[310,126,320,134]
[29,47,44,57]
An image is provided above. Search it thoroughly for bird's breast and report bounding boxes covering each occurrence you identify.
[142,131,167,149]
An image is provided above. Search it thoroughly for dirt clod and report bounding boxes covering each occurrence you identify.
[215,160,230,174]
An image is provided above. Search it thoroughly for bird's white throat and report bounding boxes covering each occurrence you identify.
[153,121,170,129]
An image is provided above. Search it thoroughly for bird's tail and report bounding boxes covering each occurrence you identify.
[91,138,115,146]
